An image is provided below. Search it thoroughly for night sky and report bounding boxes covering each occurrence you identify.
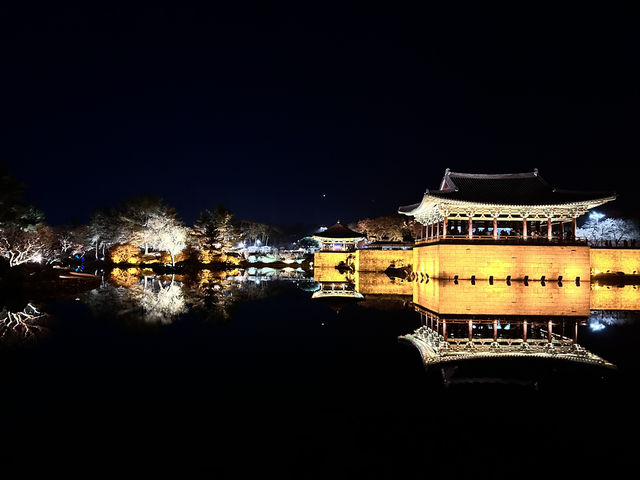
[1,5,639,227]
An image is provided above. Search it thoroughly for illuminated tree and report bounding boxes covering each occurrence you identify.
[0,303,48,343]
[0,166,50,266]
[192,206,240,252]
[51,224,88,262]
[578,217,640,246]
[147,213,188,266]
[109,244,142,264]
[296,236,320,252]
[118,195,166,254]
[117,196,187,262]
[87,207,122,260]
[0,225,55,267]
[239,220,280,246]
[349,215,411,242]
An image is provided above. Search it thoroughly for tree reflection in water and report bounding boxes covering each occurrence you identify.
[82,267,315,325]
[83,267,189,325]
[0,303,49,344]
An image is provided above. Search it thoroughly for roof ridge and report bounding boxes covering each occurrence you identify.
[447,171,539,179]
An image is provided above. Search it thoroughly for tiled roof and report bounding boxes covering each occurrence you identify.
[427,170,616,205]
[314,222,363,239]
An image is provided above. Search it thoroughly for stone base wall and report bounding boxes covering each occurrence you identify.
[590,248,640,275]
[590,283,640,310]
[313,249,413,272]
[414,279,590,316]
[314,245,639,284]
[355,249,413,272]
[313,251,352,269]
[313,267,350,283]
[354,271,413,296]
[413,243,590,282]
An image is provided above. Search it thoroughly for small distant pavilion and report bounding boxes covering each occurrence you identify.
[313,222,365,252]
[399,169,616,243]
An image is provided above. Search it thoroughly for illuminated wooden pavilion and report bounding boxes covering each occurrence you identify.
[399,169,616,243]
[313,222,365,252]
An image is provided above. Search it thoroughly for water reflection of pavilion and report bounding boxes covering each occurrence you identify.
[401,309,614,369]
[401,279,616,371]
[311,282,364,300]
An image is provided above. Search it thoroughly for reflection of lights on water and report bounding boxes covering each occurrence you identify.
[590,322,606,331]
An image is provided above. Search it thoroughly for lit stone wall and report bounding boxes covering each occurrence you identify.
[313,249,413,272]
[414,279,590,316]
[589,248,640,275]
[313,251,352,269]
[413,244,590,282]
[313,267,350,283]
[354,249,413,272]
[354,271,413,295]
[590,283,640,310]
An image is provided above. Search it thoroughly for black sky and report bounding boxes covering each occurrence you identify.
[1,4,639,227]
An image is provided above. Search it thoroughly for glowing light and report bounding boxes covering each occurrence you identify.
[589,211,605,221]
[589,322,605,331]
[33,253,43,263]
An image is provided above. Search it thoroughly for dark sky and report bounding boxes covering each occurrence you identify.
[1,4,639,227]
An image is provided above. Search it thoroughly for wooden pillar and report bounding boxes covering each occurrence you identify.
[547,218,552,241]
[523,218,528,239]
[443,217,448,239]
[468,217,473,239]
[493,217,498,240]
[523,320,528,342]
[572,217,577,239]
[574,321,578,344]
[493,319,498,342]
[436,220,440,238]
[468,320,473,341]
[560,221,565,240]
[442,320,447,341]
[547,320,553,344]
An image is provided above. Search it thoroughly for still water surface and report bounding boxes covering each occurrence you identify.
[1,267,639,476]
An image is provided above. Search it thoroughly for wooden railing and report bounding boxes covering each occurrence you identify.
[414,235,587,246]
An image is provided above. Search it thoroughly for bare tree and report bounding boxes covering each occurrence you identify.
[350,215,410,242]
[578,217,640,246]
[152,215,188,266]
[0,304,49,343]
[0,225,55,267]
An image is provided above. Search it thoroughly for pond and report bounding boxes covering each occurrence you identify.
[1,267,638,476]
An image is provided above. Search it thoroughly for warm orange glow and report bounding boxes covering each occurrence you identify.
[414,279,590,316]
[197,249,241,265]
[590,248,640,275]
[413,243,590,281]
[590,283,640,310]
[110,267,142,287]
[109,244,142,264]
